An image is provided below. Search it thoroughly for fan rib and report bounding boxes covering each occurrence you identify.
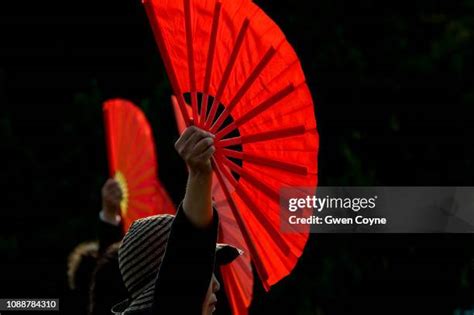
[122,137,152,175]
[128,186,156,198]
[223,253,252,280]
[215,158,238,189]
[220,156,280,203]
[217,157,293,270]
[128,199,153,214]
[200,1,222,126]
[210,47,277,133]
[220,270,248,315]
[103,108,116,176]
[234,184,291,259]
[122,116,144,174]
[221,149,308,175]
[125,152,154,181]
[221,266,252,313]
[217,125,307,148]
[144,0,191,126]
[118,107,135,173]
[184,0,198,124]
[127,167,156,190]
[232,260,252,284]
[215,84,294,140]
[242,154,308,176]
[115,106,125,172]
[127,166,156,191]
[126,158,155,187]
[211,157,270,282]
[204,19,250,129]
[234,83,295,127]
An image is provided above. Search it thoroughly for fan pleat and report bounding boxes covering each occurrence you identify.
[212,158,269,280]
[126,157,156,186]
[200,2,221,124]
[205,18,250,128]
[144,0,191,125]
[120,117,142,174]
[212,192,252,302]
[215,84,295,140]
[221,261,252,314]
[210,47,276,133]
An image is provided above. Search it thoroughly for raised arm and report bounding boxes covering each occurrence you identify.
[98,179,123,255]
[150,125,218,314]
[174,125,215,228]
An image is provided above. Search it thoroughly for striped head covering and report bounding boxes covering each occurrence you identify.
[111,214,242,314]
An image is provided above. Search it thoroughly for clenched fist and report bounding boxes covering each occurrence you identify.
[101,178,122,222]
[175,126,215,175]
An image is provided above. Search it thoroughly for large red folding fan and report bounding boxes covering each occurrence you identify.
[145,0,319,313]
[103,98,175,231]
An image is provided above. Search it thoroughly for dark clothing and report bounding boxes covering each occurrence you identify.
[98,219,123,255]
[66,214,125,315]
[89,218,126,315]
[89,243,128,315]
[144,204,219,315]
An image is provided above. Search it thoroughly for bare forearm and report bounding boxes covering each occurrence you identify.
[174,122,216,228]
[183,170,213,228]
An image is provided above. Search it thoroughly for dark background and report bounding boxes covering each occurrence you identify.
[1,0,474,314]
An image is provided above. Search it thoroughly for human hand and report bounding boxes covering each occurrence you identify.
[101,178,122,222]
[174,126,215,176]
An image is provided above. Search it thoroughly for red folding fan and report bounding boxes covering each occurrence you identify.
[147,0,319,313]
[103,98,175,231]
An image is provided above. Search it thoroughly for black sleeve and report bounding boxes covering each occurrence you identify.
[151,203,219,314]
[97,219,123,256]
[89,244,128,315]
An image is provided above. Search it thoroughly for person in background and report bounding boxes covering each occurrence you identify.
[97,179,124,254]
[67,178,127,315]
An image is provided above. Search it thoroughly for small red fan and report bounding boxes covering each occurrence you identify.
[148,0,319,313]
[103,98,175,231]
